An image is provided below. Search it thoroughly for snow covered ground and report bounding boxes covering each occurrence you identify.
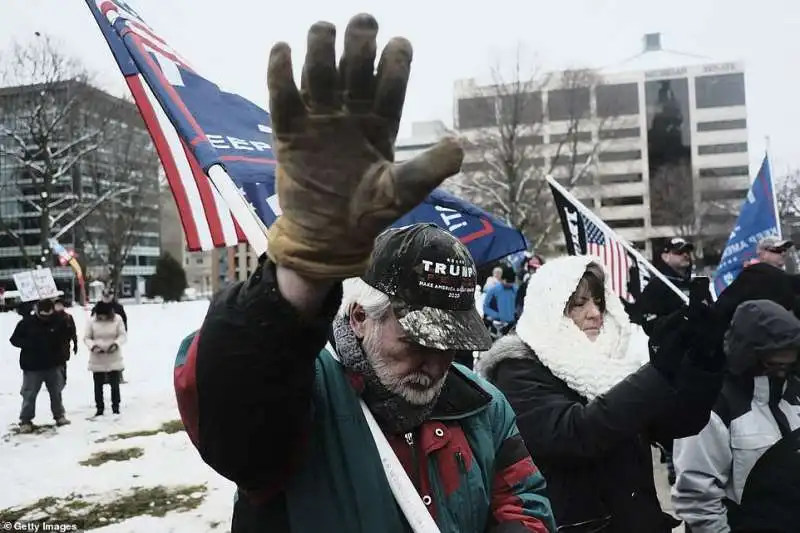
[0,301,236,532]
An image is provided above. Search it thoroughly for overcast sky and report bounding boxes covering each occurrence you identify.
[1,0,797,176]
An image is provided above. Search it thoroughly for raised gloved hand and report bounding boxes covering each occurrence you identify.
[266,13,464,279]
[648,310,690,383]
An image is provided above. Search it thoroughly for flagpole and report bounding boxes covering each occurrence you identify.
[546,175,689,304]
[206,164,270,256]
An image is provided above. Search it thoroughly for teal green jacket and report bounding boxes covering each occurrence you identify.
[174,259,555,532]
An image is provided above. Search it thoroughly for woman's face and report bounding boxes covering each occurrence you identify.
[566,274,605,341]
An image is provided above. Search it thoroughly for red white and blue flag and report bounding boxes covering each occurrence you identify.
[548,179,649,301]
[85,0,528,264]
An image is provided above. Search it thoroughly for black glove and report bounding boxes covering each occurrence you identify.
[682,278,727,373]
[648,309,691,383]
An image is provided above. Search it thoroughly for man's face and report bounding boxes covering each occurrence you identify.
[662,248,692,270]
[759,248,787,268]
[760,349,798,379]
[102,293,112,302]
[353,306,455,406]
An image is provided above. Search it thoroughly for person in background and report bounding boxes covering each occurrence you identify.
[516,254,544,318]
[53,297,78,385]
[672,300,800,533]
[715,237,800,329]
[634,237,694,335]
[92,289,128,330]
[482,265,518,335]
[483,265,503,292]
[84,301,127,416]
[9,299,71,432]
[93,289,128,382]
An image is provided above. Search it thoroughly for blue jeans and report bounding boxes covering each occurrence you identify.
[20,368,65,423]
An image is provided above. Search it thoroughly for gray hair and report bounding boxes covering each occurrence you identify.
[337,277,392,320]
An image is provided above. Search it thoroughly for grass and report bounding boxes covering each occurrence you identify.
[79,447,145,467]
[0,484,207,530]
[95,419,185,443]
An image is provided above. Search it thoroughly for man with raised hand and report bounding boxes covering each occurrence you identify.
[175,13,555,533]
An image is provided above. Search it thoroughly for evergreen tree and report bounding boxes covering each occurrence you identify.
[147,252,187,302]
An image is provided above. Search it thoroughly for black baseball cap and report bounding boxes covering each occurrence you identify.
[362,223,492,351]
[663,237,694,254]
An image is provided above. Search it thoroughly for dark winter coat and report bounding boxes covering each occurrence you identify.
[9,313,70,371]
[173,256,556,533]
[478,256,722,533]
[57,311,78,362]
[672,300,800,533]
[714,262,800,329]
[632,263,691,334]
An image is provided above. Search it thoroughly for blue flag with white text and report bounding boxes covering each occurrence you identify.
[713,155,780,294]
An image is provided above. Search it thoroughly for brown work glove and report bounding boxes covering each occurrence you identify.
[266,13,464,279]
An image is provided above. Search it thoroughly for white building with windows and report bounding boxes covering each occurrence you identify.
[454,33,749,261]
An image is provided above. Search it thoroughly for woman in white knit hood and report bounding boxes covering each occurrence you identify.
[85,301,127,416]
[476,255,723,533]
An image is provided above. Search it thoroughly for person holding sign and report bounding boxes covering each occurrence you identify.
[9,298,71,433]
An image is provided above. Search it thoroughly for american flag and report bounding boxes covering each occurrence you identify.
[549,180,649,302]
[584,215,633,301]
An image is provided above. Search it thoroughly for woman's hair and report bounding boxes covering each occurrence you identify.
[565,263,606,314]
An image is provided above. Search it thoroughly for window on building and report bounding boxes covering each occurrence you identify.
[599,150,642,162]
[550,131,593,143]
[599,173,643,184]
[697,119,747,132]
[500,92,543,124]
[596,83,640,117]
[701,188,749,202]
[517,134,544,146]
[698,166,750,178]
[547,87,591,122]
[552,153,591,166]
[695,73,746,108]
[461,160,491,174]
[599,127,641,140]
[601,195,644,207]
[697,142,748,155]
[457,96,496,129]
[606,218,645,229]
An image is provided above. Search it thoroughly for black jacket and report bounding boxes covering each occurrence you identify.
[9,313,71,371]
[480,335,721,533]
[714,263,800,329]
[91,300,128,330]
[633,264,691,334]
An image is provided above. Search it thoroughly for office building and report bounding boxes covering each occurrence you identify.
[454,33,749,261]
[0,80,162,297]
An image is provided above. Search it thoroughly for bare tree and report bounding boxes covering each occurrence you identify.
[0,35,106,267]
[81,111,160,292]
[776,168,800,223]
[453,54,606,246]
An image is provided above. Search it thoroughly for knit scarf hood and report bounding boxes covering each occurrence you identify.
[477,255,649,400]
[332,315,438,435]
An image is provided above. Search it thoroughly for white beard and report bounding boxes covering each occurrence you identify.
[363,324,447,406]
